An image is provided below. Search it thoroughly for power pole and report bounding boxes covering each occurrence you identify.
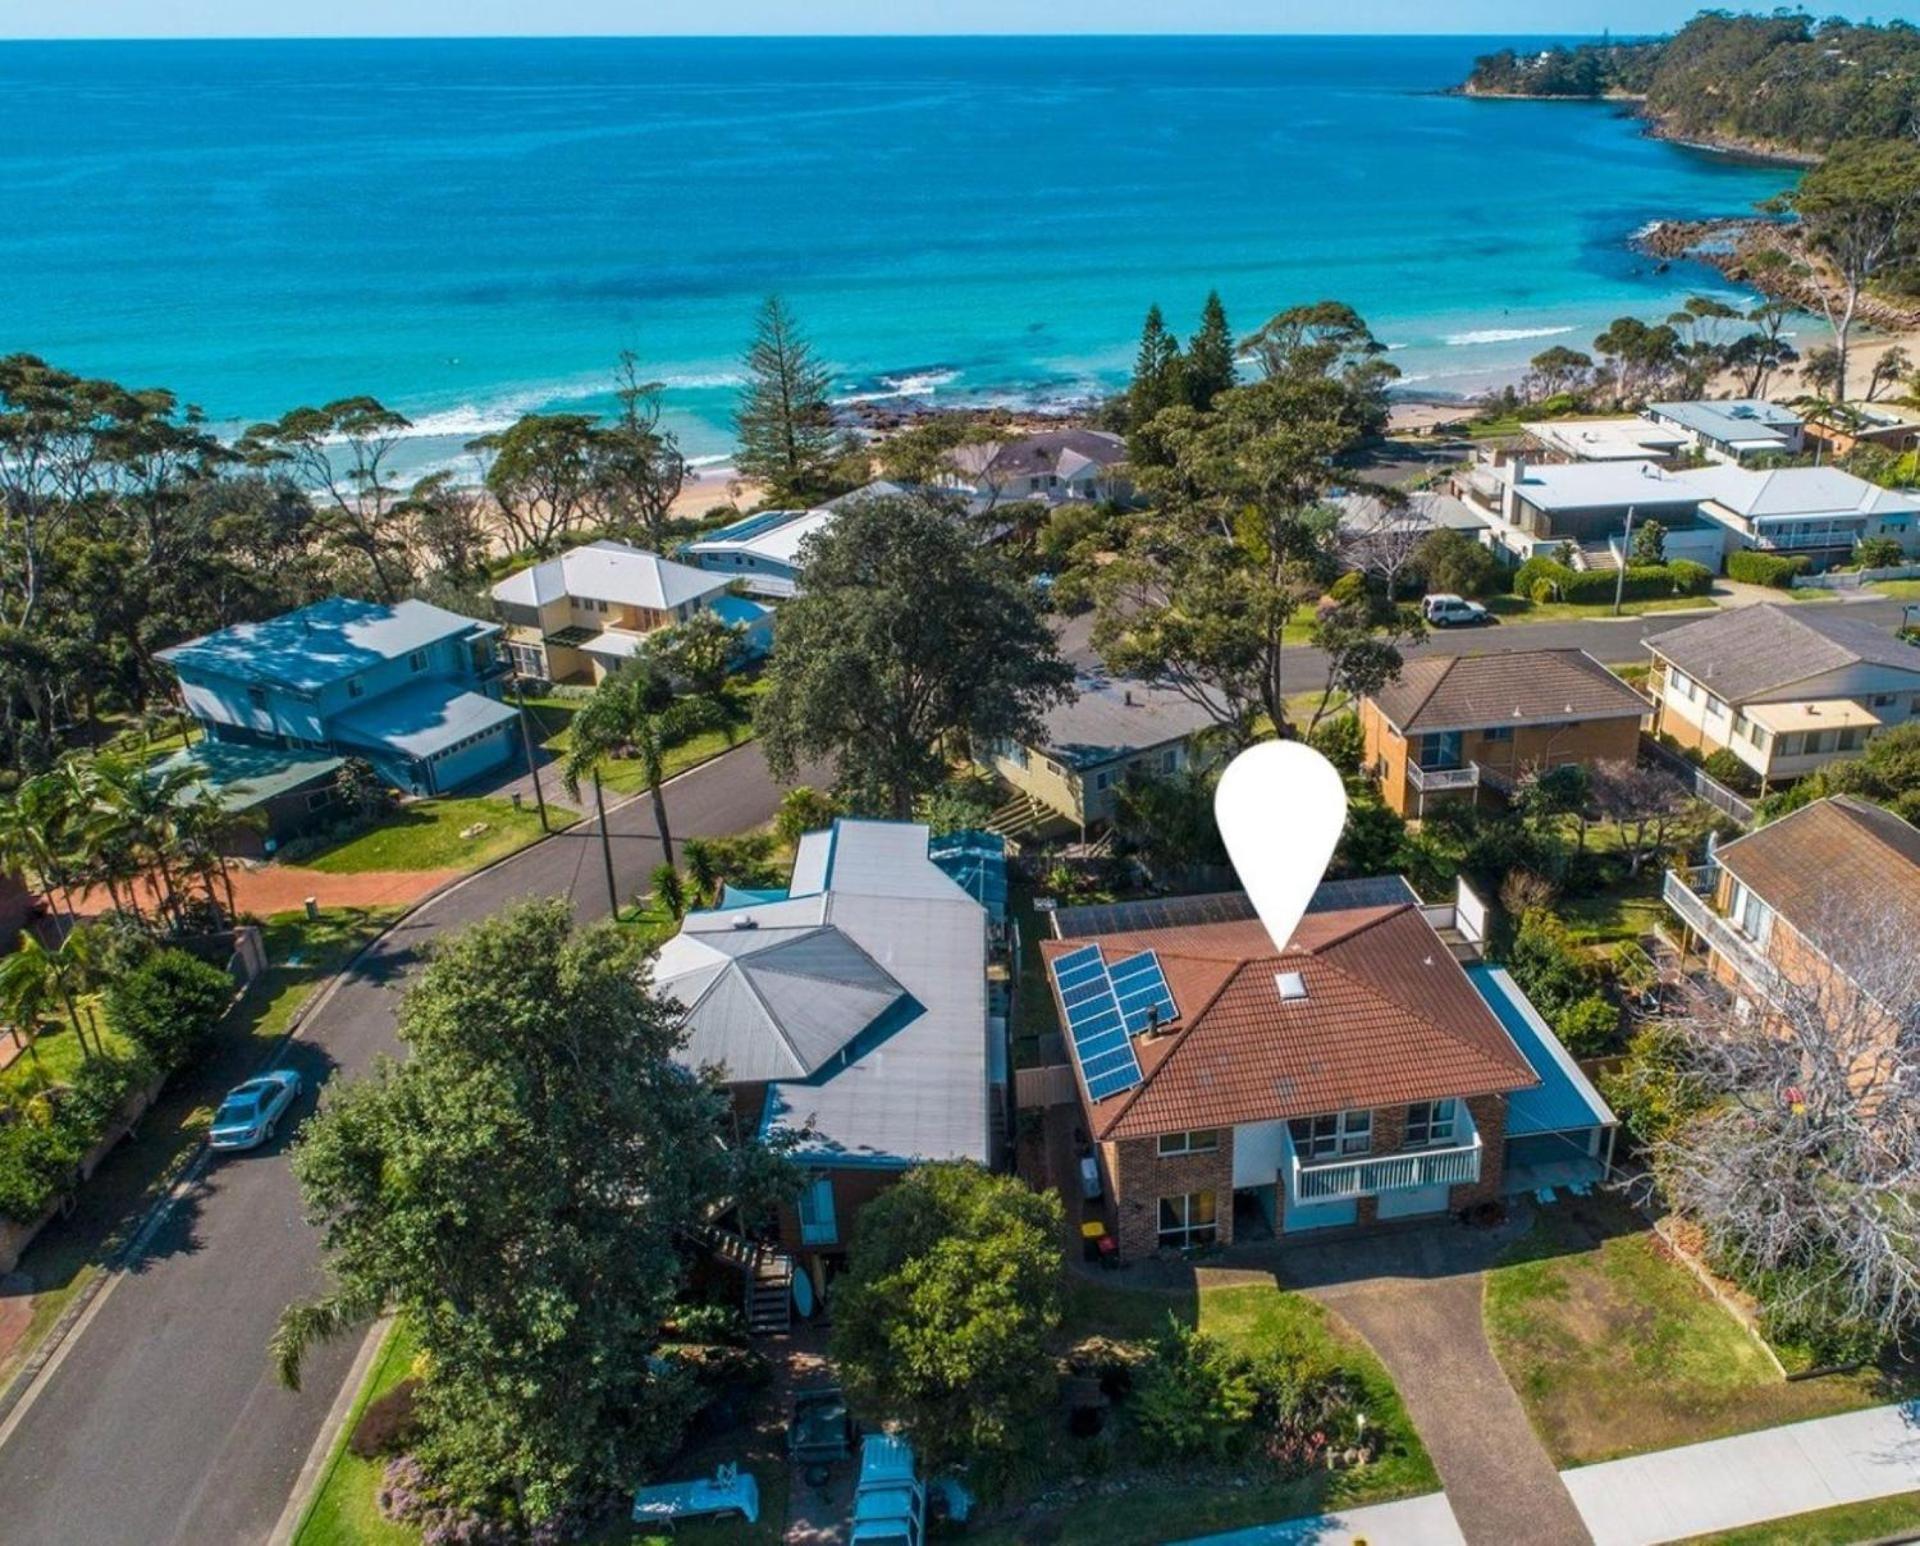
[510,675,550,833]
[1613,506,1636,617]
[593,770,620,919]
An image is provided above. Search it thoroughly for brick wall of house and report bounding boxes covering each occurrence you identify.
[1101,1131,1236,1259]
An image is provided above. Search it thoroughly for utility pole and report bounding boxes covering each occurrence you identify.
[1613,505,1636,617]
[510,675,550,833]
[593,770,620,919]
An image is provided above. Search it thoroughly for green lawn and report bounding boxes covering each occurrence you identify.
[1672,1490,1920,1545]
[1485,593,1711,624]
[968,1280,1438,1546]
[0,1003,127,1104]
[1484,1198,1899,1467]
[294,1319,418,1546]
[1867,577,1920,601]
[301,797,570,874]
[0,906,397,1393]
[528,680,766,797]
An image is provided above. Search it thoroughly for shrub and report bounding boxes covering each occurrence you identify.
[1513,555,1574,603]
[1308,713,1365,777]
[1700,749,1758,794]
[1517,555,1715,606]
[1412,528,1499,598]
[1630,519,1667,565]
[350,1378,423,1460]
[1854,535,1905,570]
[1667,559,1714,595]
[1555,995,1620,1056]
[0,1050,153,1222]
[774,785,839,846]
[1327,569,1370,607]
[1726,549,1811,588]
[1133,1321,1259,1462]
[1746,1262,1889,1369]
[105,948,234,1071]
[1599,1021,1709,1151]
[1506,909,1601,1025]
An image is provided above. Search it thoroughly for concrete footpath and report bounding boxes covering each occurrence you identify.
[1177,1491,1467,1545]
[1561,1400,1920,1546]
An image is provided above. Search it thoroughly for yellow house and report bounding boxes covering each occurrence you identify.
[1647,605,1920,786]
[982,672,1214,832]
[489,539,751,685]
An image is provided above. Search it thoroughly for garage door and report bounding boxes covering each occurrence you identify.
[431,722,516,793]
[1377,1184,1451,1220]
[1282,1197,1357,1234]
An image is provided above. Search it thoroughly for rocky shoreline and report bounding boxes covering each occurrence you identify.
[1633,218,1920,331]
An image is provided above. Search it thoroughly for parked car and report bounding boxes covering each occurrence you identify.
[1422,592,1492,627]
[632,1463,760,1527]
[208,1070,302,1152]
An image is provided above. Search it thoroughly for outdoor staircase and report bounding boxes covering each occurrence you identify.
[697,1225,794,1337]
[986,792,1055,848]
[1577,541,1622,572]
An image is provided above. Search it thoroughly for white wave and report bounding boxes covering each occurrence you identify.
[835,368,962,404]
[687,453,734,468]
[1443,325,1577,347]
[660,370,748,390]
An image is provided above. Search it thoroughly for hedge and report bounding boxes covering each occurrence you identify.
[1726,549,1811,588]
[1512,556,1715,606]
[0,1050,156,1223]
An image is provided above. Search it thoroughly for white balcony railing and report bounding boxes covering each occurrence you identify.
[1661,868,1777,995]
[1407,763,1480,793]
[1281,1112,1483,1205]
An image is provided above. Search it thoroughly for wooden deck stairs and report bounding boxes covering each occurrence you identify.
[696,1225,794,1337]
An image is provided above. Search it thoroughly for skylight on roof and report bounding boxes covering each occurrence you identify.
[1275,970,1308,1002]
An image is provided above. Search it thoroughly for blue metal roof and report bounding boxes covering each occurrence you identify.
[1466,964,1616,1137]
[332,680,520,760]
[156,596,496,694]
[928,828,1008,921]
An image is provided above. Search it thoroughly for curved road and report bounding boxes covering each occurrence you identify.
[2,592,1912,1544]
[0,742,795,1546]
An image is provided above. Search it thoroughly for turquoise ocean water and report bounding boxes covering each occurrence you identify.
[0,37,1795,470]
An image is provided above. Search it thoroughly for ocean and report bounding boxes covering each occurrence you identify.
[0,36,1795,472]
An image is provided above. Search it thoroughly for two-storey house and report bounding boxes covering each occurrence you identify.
[156,596,517,797]
[1673,464,1920,567]
[1359,648,1650,818]
[1663,796,1920,1052]
[937,428,1130,510]
[489,539,769,684]
[1041,880,1614,1255]
[1647,605,1920,786]
[682,508,837,599]
[650,820,1011,1295]
[1457,451,1719,568]
[1644,399,1805,463]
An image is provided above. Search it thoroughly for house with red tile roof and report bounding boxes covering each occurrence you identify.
[1041,881,1615,1257]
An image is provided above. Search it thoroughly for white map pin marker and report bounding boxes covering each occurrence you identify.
[1214,739,1348,956]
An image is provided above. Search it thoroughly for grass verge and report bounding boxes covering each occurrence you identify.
[967,1279,1437,1545]
[293,1320,418,1546]
[1483,1197,1899,1467]
[1671,1489,1920,1545]
[1485,594,1710,624]
[302,797,572,874]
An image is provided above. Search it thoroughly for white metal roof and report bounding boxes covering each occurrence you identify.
[490,539,728,612]
[1508,460,1704,513]
[1677,464,1920,522]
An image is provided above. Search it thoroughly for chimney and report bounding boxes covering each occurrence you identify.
[1274,970,1308,1002]
[730,915,758,931]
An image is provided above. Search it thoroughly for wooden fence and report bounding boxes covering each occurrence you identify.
[1014,1064,1078,1110]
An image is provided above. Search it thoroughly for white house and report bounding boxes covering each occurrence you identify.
[1675,464,1920,567]
[681,508,837,599]
[938,428,1129,509]
[1523,417,1691,464]
[1457,452,1721,568]
[1645,400,1805,464]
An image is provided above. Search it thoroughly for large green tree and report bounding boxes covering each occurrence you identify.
[733,294,840,501]
[1184,289,1238,409]
[1239,300,1398,437]
[597,350,691,551]
[470,411,607,557]
[831,1163,1063,1482]
[1129,304,1185,424]
[756,495,1072,816]
[272,901,782,1527]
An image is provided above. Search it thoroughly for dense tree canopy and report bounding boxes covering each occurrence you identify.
[755,494,1072,817]
[273,901,787,1528]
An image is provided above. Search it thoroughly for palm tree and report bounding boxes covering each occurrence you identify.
[0,770,84,926]
[562,661,722,873]
[174,783,254,922]
[0,938,61,1072]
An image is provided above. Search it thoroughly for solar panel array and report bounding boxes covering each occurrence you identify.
[1108,950,1177,1035]
[1048,944,1143,1101]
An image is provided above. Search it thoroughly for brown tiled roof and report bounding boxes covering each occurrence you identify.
[1715,797,1920,951]
[1366,648,1648,735]
[1039,904,1538,1140]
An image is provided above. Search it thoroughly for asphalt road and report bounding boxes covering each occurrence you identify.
[0,741,796,1546]
[3,592,1912,1545]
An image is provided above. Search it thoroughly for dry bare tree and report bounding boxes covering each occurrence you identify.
[1588,758,1695,875]
[1339,489,1425,602]
[1651,889,1920,1338]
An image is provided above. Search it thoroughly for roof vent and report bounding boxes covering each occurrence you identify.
[730,914,758,931]
[1275,970,1308,1002]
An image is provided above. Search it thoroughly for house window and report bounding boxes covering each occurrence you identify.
[1670,670,1697,702]
[1705,694,1729,719]
[1838,726,1871,752]
[797,1176,837,1245]
[1871,693,1898,708]
[304,788,335,813]
[247,684,269,709]
[1777,732,1804,758]
[1160,747,1178,772]
[1416,731,1463,771]
[1157,1130,1220,1157]
[1481,725,1514,744]
[1728,880,1774,945]
[1157,1191,1218,1248]
[1405,1099,1458,1148]
[1288,1110,1371,1159]
[408,649,429,672]
[1094,770,1112,791]
[1806,729,1838,755]
[346,678,364,700]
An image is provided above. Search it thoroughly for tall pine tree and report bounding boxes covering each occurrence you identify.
[1129,304,1184,425]
[1185,290,1238,409]
[734,294,838,501]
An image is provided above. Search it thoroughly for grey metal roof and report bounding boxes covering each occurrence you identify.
[1036,671,1215,769]
[1335,489,1488,534]
[490,539,729,612]
[156,596,494,694]
[654,820,989,1166]
[331,680,521,759]
[1648,399,1803,445]
[1676,464,1920,521]
[1507,460,1704,514]
[1648,605,1920,703]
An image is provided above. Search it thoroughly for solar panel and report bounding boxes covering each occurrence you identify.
[1047,946,1143,1101]
[1108,950,1178,1035]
